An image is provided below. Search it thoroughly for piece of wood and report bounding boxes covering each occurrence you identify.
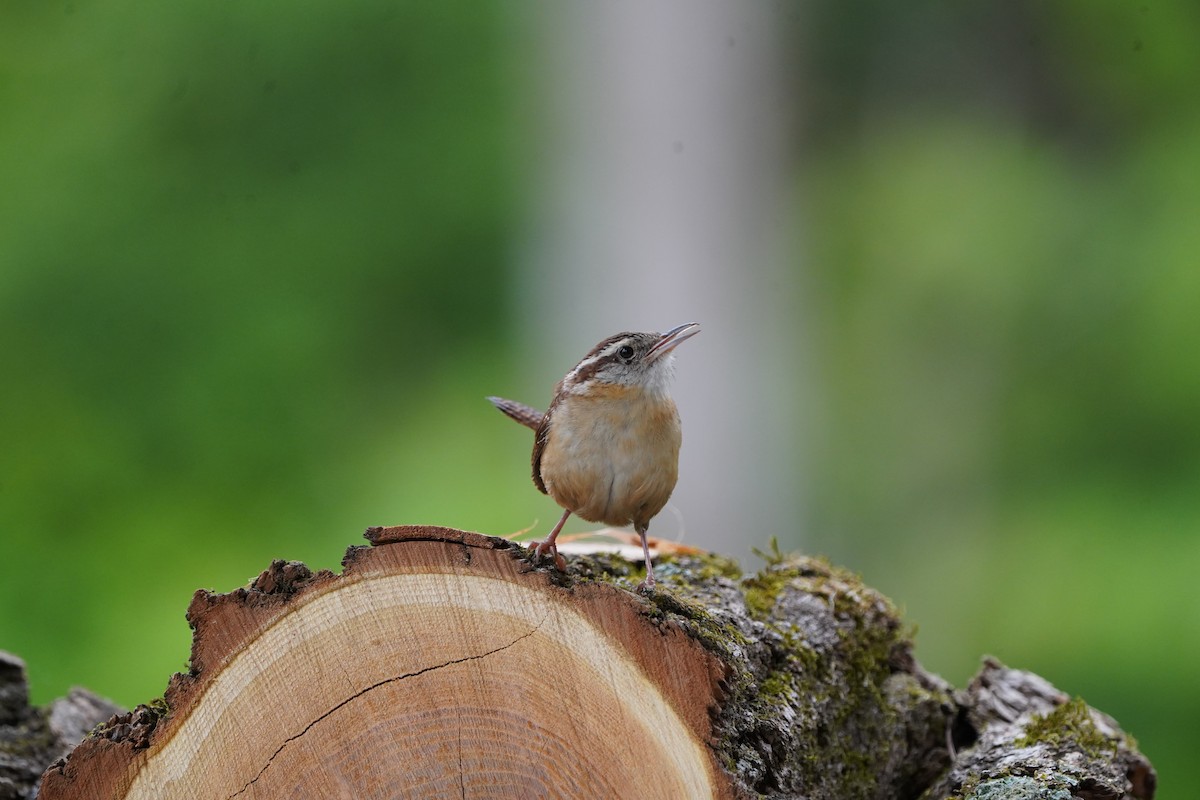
[40,528,730,799]
[0,651,122,800]
[36,526,1156,799]
[925,658,1157,800]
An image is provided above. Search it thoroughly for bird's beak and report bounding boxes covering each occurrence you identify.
[646,322,700,362]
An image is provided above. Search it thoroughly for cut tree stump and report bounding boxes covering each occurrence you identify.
[35,526,1156,800]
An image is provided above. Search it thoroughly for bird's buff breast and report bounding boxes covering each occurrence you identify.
[539,387,681,528]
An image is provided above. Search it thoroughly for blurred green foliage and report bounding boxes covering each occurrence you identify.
[1,0,531,711]
[800,2,1200,792]
[1,0,1195,794]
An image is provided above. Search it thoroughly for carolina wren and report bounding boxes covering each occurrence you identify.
[488,323,699,591]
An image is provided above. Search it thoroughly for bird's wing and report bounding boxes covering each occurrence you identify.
[528,381,568,496]
[486,396,545,431]
[531,411,551,495]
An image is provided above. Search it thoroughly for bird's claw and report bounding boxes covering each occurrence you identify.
[529,540,567,572]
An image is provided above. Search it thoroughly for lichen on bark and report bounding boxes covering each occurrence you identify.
[921,659,1156,800]
[567,549,956,799]
[564,545,1154,800]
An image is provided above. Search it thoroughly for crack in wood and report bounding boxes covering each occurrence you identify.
[458,728,467,800]
[226,612,550,800]
[456,675,466,800]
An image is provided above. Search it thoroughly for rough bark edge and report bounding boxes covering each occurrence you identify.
[363,524,517,549]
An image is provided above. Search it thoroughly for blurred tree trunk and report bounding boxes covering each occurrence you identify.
[518,1,808,559]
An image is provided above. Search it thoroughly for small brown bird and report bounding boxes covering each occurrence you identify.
[488,323,699,591]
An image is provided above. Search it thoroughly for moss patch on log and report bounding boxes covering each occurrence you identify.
[1014,697,1114,758]
[566,548,955,799]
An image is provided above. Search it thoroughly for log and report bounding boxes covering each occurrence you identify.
[34,526,1155,799]
[0,651,122,800]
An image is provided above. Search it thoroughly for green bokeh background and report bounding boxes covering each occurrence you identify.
[2,1,1195,794]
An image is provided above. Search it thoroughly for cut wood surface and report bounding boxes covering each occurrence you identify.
[40,527,729,800]
[36,526,1156,800]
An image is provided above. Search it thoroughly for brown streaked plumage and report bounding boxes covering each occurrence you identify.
[487,323,699,591]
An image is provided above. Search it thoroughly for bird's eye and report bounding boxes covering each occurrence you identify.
[618,345,635,361]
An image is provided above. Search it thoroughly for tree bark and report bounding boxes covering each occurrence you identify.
[0,652,121,800]
[30,526,1153,799]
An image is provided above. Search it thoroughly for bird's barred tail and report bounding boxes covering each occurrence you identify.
[486,396,545,431]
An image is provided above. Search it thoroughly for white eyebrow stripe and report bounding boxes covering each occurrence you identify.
[601,341,624,357]
[566,340,629,379]
[566,354,602,382]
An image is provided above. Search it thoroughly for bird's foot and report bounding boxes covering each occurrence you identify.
[635,575,656,594]
[529,540,567,572]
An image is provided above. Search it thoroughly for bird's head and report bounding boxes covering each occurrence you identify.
[562,323,700,396]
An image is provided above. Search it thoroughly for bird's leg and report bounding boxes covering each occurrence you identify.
[635,523,656,593]
[531,508,571,572]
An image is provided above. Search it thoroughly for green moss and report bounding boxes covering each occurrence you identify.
[557,550,753,662]
[758,670,792,699]
[725,555,917,796]
[573,547,933,797]
[741,556,826,614]
[688,552,744,581]
[566,551,640,584]
[751,536,786,566]
[1015,697,1114,758]
[741,567,791,619]
[146,696,170,717]
[643,582,751,660]
[654,552,743,586]
[87,719,112,738]
[742,554,893,627]
[564,547,740,590]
